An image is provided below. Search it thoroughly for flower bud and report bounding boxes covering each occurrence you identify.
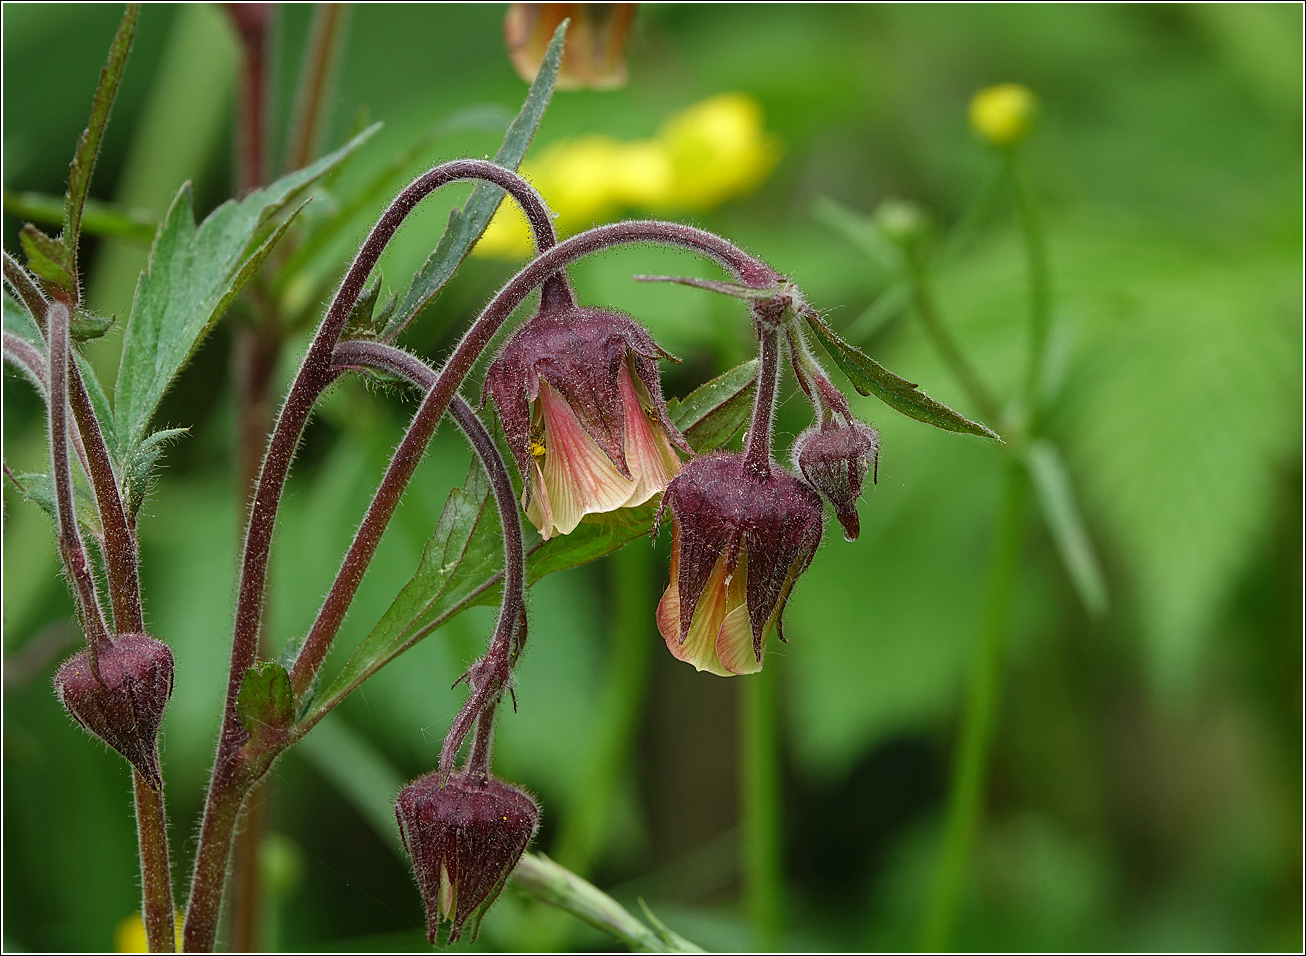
[54,633,174,789]
[969,82,1038,149]
[396,771,540,943]
[656,453,823,675]
[486,302,690,540]
[794,418,880,541]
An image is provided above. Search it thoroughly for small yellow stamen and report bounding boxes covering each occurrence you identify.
[530,439,547,460]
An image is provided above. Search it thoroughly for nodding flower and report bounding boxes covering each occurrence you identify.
[486,301,690,540]
[396,770,539,944]
[656,452,824,676]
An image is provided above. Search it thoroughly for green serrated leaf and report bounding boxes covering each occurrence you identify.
[65,3,140,268]
[120,427,187,521]
[20,225,76,298]
[1025,439,1108,617]
[7,470,103,541]
[343,272,383,335]
[305,359,759,722]
[667,359,759,453]
[114,126,377,457]
[806,310,1000,440]
[382,22,567,341]
[237,661,295,745]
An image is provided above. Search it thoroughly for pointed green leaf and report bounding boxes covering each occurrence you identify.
[65,4,140,266]
[806,310,1000,440]
[382,22,568,342]
[304,359,760,722]
[237,661,295,747]
[20,225,76,298]
[1024,439,1108,617]
[634,274,777,301]
[114,126,377,455]
[120,428,188,521]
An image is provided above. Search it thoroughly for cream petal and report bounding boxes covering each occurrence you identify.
[438,864,455,921]
[536,380,636,535]
[524,458,555,539]
[619,361,682,508]
[660,549,732,677]
[714,551,762,674]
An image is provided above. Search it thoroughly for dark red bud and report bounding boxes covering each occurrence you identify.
[794,418,880,541]
[396,770,540,943]
[54,633,174,789]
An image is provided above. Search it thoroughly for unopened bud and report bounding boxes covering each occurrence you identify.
[875,199,928,252]
[54,633,174,789]
[396,771,540,943]
[969,82,1038,148]
[794,418,880,541]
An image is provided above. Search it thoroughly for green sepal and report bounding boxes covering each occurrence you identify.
[70,308,113,342]
[20,225,76,299]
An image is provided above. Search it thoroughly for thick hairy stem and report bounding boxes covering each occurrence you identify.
[134,769,176,953]
[46,301,108,655]
[68,361,144,632]
[743,326,781,479]
[183,760,253,953]
[3,250,50,337]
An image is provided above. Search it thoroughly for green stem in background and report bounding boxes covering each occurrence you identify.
[742,656,784,951]
[1012,153,1050,413]
[533,544,657,949]
[904,253,1004,430]
[283,3,350,174]
[134,769,177,953]
[921,456,1028,952]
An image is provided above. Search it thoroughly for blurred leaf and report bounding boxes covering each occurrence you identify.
[296,715,404,848]
[3,293,43,351]
[666,358,759,452]
[383,21,567,342]
[19,225,75,299]
[237,662,294,747]
[1024,439,1108,617]
[6,470,103,541]
[308,359,758,721]
[114,124,378,455]
[806,309,1000,440]
[813,195,903,272]
[64,3,139,267]
[5,189,157,245]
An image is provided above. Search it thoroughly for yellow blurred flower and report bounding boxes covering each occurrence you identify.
[115,911,184,952]
[474,93,780,259]
[969,82,1038,148]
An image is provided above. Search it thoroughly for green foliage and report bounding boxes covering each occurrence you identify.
[383,21,568,341]
[113,125,378,456]
[19,224,75,297]
[1023,438,1107,617]
[237,662,295,747]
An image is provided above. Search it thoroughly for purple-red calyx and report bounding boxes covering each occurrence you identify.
[54,632,174,789]
[656,452,823,676]
[794,417,880,541]
[396,770,540,943]
[486,299,690,540]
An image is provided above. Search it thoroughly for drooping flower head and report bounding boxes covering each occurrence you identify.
[656,453,824,675]
[486,302,690,540]
[396,770,540,944]
[794,417,880,541]
[54,632,174,789]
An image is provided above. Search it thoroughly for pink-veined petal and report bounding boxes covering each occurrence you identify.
[620,360,682,508]
[524,457,555,539]
[536,379,635,535]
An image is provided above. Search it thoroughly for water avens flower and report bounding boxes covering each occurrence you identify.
[396,770,539,943]
[794,417,881,541]
[656,452,824,675]
[486,301,689,539]
[54,633,174,789]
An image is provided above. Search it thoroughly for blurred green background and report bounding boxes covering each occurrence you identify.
[3,3,1300,952]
